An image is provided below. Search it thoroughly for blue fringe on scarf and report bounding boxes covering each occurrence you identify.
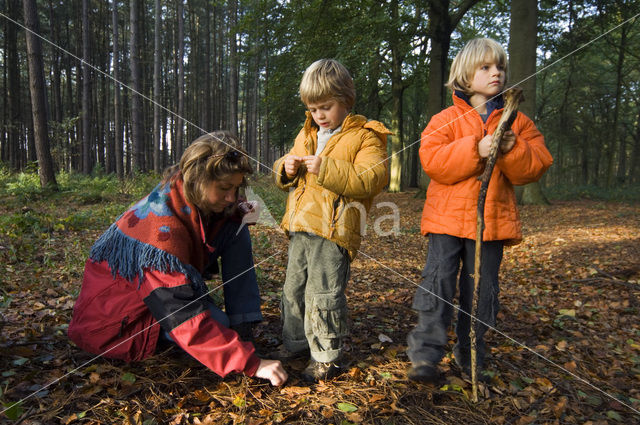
[89,224,206,293]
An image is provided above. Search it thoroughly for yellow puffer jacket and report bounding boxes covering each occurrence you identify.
[274,113,390,260]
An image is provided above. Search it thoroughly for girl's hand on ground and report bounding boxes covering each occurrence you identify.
[284,155,303,178]
[254,359,288,386]
[303,155,322,175]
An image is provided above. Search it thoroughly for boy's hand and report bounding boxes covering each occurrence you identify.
[254,359,288,386]
[284,155,303,178]
[499,130,516,155]
[478,135,492,159]
[303,155,323,175]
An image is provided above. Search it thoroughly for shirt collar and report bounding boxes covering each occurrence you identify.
[454,90,504,116]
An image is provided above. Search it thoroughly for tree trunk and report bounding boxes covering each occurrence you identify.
[388,56,404,192]
[204,1,212,131]
[7,0,22,170]
[608,25,628,187]
[112,0,123,179]
[23,0,57,188]
[81,0,92,174]
[421,0,479,189]
[228,0,238,135]
[509,0,549,205]
[630,109,640,184]
[175,0,185,158]
[48,0,63,124]
[153,0,162,173]
[388,0,404,193]
[130,0,144,172]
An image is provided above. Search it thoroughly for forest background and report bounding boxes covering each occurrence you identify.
[1,0,640,198]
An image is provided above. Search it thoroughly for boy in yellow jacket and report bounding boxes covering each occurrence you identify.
[273,59,390,382]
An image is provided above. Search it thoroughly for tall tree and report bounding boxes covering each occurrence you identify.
[6,0,22,170]
[112,0,123,179]
[387,0,408,192]
[175,0,185,159]
[228,0,238,135]
[153,0,162,172]
[420,0,480,188]
[602,0,630,187]
[424,0,480,120]
[509,0,549,204]
[22,0,57,188]
[81,0,92,174]
[130,0,144,172]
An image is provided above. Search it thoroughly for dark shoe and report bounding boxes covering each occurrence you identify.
[272,344,310,361]
[408,361,439,384]
[301,359,341,382]
[453,347,471,374]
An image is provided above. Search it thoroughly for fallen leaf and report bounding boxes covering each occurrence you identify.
[336,402,358,413]
[378,333,393,343]
[233,395,245,408]
[553,396,568,418]
[280,386,311,397]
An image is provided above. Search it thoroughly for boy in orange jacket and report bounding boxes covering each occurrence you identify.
[273,59,390,382]
[407,38,553,383]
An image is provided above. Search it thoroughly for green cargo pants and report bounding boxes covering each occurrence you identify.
[281,232,350,363]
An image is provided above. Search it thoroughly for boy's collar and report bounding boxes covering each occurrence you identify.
[454,90,505,115]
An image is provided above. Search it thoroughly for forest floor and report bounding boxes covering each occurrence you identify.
[1,185,639,425]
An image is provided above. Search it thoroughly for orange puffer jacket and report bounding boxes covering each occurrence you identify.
[420,92,553,245]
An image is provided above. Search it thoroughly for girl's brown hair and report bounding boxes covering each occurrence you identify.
[163,131,253,212]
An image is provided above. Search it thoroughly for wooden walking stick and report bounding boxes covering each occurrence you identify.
[470,87,524,402]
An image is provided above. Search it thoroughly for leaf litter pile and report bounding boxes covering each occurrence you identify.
[1,189,639,424]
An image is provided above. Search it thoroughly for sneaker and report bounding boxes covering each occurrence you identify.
[407,361,439,384]
[272,344,310,361]
[453,347,471,374]
[301,359,341,382]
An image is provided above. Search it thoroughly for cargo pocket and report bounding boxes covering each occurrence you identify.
[412,264,439,312]
[310,293,348,339]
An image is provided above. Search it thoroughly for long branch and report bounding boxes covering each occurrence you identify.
[470,87,523,402]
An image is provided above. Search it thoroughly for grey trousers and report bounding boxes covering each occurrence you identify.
[281,232,350,363]
[407,233,503,367]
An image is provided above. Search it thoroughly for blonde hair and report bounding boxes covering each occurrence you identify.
[446,38,508,95]
[299,59,355,109]
[164,131,253,212]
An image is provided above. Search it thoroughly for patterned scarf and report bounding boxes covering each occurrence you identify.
[89,178,219,292]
